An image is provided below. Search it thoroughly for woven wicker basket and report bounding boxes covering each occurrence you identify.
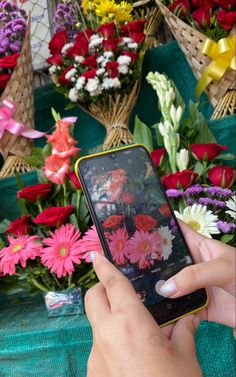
[0,20,34,178]
[155,0,235,108]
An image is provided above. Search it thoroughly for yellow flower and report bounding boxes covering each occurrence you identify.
[114,1,133,23]
[81,0,96,14]
[95,0,119,20]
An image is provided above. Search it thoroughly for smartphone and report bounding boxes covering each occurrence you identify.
[75,144,208,326]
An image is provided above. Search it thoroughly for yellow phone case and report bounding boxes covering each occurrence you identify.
[75,144,208,327]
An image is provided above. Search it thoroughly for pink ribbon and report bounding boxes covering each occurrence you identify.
[0,99,46,140]
[60,116,78,123]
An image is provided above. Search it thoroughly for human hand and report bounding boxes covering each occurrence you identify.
[159,221,235,328]
[85,252,202,377]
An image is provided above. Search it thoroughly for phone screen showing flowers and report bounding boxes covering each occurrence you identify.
[78,145,207,324]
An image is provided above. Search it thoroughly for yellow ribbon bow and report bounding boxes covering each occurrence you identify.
[196,34,236,98]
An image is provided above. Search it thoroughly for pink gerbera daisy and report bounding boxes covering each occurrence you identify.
[79,225,103,262]
[0,235,42,275]
[41,223,83,278]
[108,227,129,265]
[125,230,162,269]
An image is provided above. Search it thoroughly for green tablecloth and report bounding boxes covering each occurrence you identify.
[0,41,235,377]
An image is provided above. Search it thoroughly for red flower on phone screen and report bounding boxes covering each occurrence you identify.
[103,215,125,229]
[134,214,157,232]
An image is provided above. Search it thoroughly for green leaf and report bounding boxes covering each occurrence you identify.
[220,234,234,244]
[0,219,10,233]
[51,108,61,121]
[214,154,236,161]
[188,101,216,144]
[25,156,42,167]
[152,123,164,147]
[133,116,153,152]
[42,143,52,159]
[65,102,77,110]
[193,161,205,175]
[37,170,48,183]
[69,213,78,228]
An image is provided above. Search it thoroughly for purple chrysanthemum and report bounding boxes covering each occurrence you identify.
[166,189,184,198]
[205,186,233,197]
[185,184,204,195]
[217,221,236,233]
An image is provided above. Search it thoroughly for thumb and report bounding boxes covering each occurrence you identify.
[171,315,199,358]
[158,257,231,298]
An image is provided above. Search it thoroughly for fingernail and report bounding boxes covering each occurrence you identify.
[159,279,178,297]
[90,251,96,262]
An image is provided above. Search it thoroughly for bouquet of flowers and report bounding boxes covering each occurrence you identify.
[47,0,147,150]
[155,0,236,106]
[0,113,103,300]
[133,71,235,244]
[0,0,27,92]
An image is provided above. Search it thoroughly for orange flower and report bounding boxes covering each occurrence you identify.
[43,155,70,184]
[46,120,80,158]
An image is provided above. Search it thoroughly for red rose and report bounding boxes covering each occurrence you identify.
[5,215,33,236]
[17,183,52,203]
[106,61,119,78]
[46,53,62,66]
[130,32,145,44]
[121,192,134,204]
[214,0,236,10]
[190,143,228,161]
[58,65,74,86]
[191,7,211,28]
[103,215,125,229]
[208,166,236,188]
[82,69,97,79]
[33,205,74,227]
[134,214,158,232]
[66,40,89,58]
[169,0,190,16]
[49,29,68,55]
[66,172,82,190]
[122,51,139,63]
[0,53,20,68]
[75,29,94,44]
[102,38,121,53]
[98,23,116,39]
[151,148,166,167]
[215,9,236,30]
[191,0,215,8]
[0,73,11,89]
[81,53,98,68]
[120,24,130,37]
[162,170,198,189]
[127,20,146,33]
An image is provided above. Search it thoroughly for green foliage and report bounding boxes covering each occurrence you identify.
[133,115,154,151]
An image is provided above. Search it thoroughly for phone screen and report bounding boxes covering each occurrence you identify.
[77,145,207,325]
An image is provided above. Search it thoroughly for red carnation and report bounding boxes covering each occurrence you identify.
[66,40,89,58]
[49,29,68,55]
[191,0,215,8]
[33,205,74,228]
[58,65,74,86]
[214,0,236,10]
[127,20,146,33]
[0,73,11,89]
[98,23,116,39]
[191,7,211,28]
[102,38,121,54]
[208,166,236,188]
[46,53,62,66]
[82,69,97,79]
[103,215,125,229]
[130,32,145,44]
[122,51,139,63]
[215,9,236,30]
[120,24,130,37]
[151,148,166,167]
[6,215,33,236]
[106,61,119,78]
[17,183,52,203]
[75,29,94,44]
[162,170,198,189]
[134,214,158,232]
[169,0,190,16]
[0,53,20,69]
[81,53,98,68]
[190,143,228,161]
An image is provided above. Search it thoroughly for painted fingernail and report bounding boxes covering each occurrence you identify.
[158,279,177,297]
[90,251,96,261]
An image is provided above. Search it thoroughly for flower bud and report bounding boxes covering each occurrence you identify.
[176,105,183,123]
[176,149,189,171]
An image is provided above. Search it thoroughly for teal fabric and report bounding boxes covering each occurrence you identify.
[0,41,235,377]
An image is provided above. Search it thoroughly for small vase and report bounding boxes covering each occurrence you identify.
[44,287,84,318]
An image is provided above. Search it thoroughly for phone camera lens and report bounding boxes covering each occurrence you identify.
[167,303,172,310]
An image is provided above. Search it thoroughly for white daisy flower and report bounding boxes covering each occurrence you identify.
[61,42,74,56]
[68,87,79,102]
[225,195,236,220]
[75,76,86,91]
[117,55,131,65]
[158,226,175,260]
[174,204,220,238]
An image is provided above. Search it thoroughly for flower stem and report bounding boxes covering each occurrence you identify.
[31,278,49,292]
[68,274,72,288]
[52,274,62,289]
[62,183,67,206]
[77,267,95,285]
[76,189,81,219]
[37,200,43,213]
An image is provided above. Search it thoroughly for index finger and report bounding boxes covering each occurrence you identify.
[91,252,142,312]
